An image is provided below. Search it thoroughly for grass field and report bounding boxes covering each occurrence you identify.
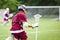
[0,19,60,40]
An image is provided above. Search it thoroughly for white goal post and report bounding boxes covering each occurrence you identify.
[26,6,60,20]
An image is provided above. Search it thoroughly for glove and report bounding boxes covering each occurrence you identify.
[32,23,38,28]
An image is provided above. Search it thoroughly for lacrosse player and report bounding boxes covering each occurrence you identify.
[2,8,9,25]
[10,5,37,40]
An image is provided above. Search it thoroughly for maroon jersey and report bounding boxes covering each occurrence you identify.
[4,13,9,21]
[5,13,9,17]
[10,11,27,31]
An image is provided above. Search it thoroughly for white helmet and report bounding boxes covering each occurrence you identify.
[6,8,9,11]
[18,5,26,10]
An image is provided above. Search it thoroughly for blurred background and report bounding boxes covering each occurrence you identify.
[0,0,60,13]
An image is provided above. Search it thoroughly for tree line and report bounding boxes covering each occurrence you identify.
[0,0,60,13]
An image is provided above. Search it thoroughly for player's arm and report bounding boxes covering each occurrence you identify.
[23,22,38,28]
[23,22,32,27]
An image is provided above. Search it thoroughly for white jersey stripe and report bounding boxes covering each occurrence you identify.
[10,29,24,33]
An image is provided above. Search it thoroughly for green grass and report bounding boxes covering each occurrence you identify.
[0,19,60,40]
[37,19,60,40]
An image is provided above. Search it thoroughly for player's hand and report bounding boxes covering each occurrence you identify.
[32,23,38,28]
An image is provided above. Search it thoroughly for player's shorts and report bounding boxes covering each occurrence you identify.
[11,31,27,39]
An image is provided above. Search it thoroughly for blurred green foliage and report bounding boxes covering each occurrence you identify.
[0,0,60,13]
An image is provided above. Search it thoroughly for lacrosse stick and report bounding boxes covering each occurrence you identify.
[32,14,42,28]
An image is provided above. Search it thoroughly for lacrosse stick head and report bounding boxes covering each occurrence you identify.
[32,14,42,28]
[34,14,42,23]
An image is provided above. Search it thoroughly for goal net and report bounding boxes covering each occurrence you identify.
[26,6,60,20]
[25,6,60,40]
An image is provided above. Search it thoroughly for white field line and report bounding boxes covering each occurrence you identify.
[36,28,38,40]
